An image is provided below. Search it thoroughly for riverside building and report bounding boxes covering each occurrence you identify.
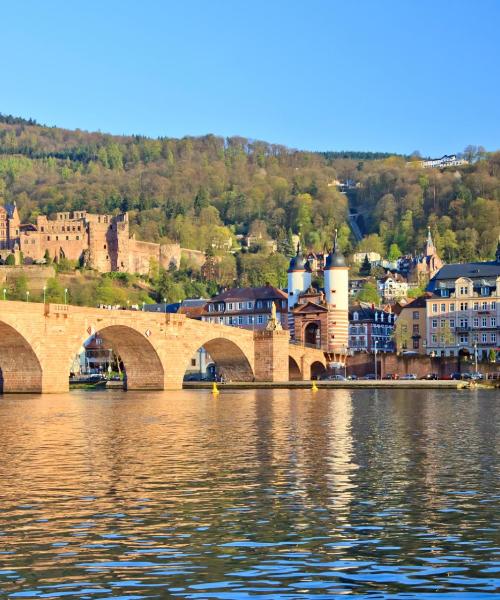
[425,242,500,361]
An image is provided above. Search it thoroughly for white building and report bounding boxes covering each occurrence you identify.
[377,274,408,302]
[352,252,381,265]
[420,155,468,169]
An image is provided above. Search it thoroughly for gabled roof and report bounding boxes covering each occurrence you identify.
[399,295,430,311]
[429,262,500,287]
[209,285,287,303]
[292,301,328,314]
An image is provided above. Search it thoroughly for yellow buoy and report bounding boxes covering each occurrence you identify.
[312,381,318,392]
[212,382,220,395]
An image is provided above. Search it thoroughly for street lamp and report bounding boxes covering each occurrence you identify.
[163,297,167,313]
[142,301,145,311]
[374,339,378,380]
[3,288,6,301]
[26,290,30,302]
[64,288,68,305]
[43,285,47,304]
[474,341,478,372]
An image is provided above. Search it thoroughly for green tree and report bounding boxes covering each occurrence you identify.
[45,277,64,303]
[10,274,28,300]
[387,243,402,261]
[359,254,371,276]
[5,253,15,265]
[356,282,379,304]
[392,319,411,354]
[356,234,385,256]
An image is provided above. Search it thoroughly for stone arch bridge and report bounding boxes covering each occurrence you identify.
[0,301,327,393]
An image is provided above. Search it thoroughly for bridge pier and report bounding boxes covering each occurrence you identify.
[254,329,290,382]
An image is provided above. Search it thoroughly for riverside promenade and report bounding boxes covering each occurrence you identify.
[184,379,498,390]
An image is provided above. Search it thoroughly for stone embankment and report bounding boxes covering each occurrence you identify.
[183,380,498,390]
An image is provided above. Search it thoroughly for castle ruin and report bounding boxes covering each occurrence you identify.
[0,204,180,275]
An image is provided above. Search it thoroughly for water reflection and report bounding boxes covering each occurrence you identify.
[0,388,498,598]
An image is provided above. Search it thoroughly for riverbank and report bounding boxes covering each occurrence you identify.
[183,380,498,390]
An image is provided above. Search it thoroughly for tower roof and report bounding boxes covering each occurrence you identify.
[325,229,346,268]
[425,226,435,254]
[288,242,311,272]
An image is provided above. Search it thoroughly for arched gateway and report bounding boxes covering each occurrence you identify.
[0,301,327,393]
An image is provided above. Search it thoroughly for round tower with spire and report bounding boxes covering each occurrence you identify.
[287,242,311,312]
[323,229,349,352]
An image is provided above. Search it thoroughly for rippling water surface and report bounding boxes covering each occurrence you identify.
[0,388,498,599]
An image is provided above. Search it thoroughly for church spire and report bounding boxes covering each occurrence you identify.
[425,226,435,255]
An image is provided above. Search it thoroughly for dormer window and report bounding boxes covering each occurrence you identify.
[441,289,449,297]
[353,312,359,321]
[481,287,489,296]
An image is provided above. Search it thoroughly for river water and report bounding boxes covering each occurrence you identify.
[0,388,498,599]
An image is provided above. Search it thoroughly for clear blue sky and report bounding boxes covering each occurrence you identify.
[1,0,499,156]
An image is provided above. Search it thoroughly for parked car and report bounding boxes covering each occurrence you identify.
[383,373,399,380]
[420,373,438,380]
[321,374,347,381]
[400,373,417,380]
[362,373,377,380]
[450,372,462,380]
[469,372,484,381]
[347,374,358,380]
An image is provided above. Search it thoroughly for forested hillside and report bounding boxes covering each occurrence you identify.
[0,114,498,267]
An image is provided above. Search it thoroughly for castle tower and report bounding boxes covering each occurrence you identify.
[287,243,311,310]
[287,242,311,338]
[323,229,349,352]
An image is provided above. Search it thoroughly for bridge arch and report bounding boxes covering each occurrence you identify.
[310,360,327,380]
[0,321,43,393]
[289,356,302,380]
[74,324,164,390]
[183,335,254,383]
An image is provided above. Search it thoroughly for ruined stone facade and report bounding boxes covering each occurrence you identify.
[0,204,180,275]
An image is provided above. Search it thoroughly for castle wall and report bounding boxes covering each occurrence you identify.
[180,248,204,267]
[3,209,182,276]
[21,230,87,263]
[0,265,56,291]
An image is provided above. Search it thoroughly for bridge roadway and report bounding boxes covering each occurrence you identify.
[0,301,327,393]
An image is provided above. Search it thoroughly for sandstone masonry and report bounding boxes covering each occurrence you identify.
[0,204,181,276]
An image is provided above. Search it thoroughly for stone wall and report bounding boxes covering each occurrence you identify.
[0,265,56,291]
[181,248,205,268]
[346,352,499,378]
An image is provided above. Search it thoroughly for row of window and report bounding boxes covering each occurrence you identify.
[443,285,492,297]
[431,333,497,344]
[431,300,497,313]
[207,300,285,312]
[431,316,497,329]
[42,235,81,242]
[204,314,270,325]
[40,225,83,233]
[352,312,395,323]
